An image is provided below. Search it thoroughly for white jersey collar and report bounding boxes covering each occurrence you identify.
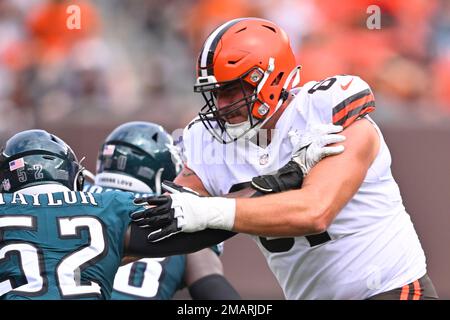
[18,184,71,195]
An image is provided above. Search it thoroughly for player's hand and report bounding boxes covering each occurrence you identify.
[289,124,345,175]
[251,161,303,194]
[131,192,235,242]
[131,195,183,241]
[129,181,204,242]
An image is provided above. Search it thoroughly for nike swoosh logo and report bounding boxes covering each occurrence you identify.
[340,78,353,90]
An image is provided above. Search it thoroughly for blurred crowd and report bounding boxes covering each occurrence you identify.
[0,0,449,139]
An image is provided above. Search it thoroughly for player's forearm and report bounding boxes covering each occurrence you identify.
[189,274,241,300]
[184,248,240,299]
[232,188,327,237]
[130,160,310,240]
[125,224,236,257]
[223,185,324,236]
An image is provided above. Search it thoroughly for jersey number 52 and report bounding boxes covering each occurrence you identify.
[0,215,106,298]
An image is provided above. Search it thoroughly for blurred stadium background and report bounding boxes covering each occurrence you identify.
[0,0,449,299]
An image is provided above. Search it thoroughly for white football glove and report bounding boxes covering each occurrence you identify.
[132,191,236,241]
[288,124,346,175]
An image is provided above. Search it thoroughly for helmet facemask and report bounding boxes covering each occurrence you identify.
[196,67,269,144]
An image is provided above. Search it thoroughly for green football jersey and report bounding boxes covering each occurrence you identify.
[84,183,187,300]
[83,183,223,300]
[0,190,142,300]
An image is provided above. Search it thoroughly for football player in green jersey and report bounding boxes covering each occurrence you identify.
[0,129,240,299]
[85,121,238,300]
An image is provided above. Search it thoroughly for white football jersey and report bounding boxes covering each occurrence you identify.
[182,75,426,299]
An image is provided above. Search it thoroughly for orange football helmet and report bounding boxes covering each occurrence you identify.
[194,17,300,143]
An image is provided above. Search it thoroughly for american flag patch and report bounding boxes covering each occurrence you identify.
[9,158,25,171]
[103,145,115,156]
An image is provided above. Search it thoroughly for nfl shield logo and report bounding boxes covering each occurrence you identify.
[2,179,11,191]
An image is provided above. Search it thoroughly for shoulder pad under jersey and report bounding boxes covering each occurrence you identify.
[302,75,375,128]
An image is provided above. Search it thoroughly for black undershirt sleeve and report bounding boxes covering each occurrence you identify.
[127,224,236,258]
[189,274,241,300]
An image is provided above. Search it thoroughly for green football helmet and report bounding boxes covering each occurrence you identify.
[0,130,85,193]
[95,121,182,194]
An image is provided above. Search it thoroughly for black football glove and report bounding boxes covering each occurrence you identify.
[131,195,182,241]
[131,181,202,241]
[251,161,304,194]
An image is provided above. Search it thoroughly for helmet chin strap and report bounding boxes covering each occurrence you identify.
[154,168,164,196]
[256,57,275,94]
[274,65,301,110]
[73,156,86,191]
[83,169,96,184]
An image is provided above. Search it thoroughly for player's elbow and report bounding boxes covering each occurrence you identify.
[287,207,329,235]
[302,194,333,234]
[279,190,334,235]
[308,211,331,234]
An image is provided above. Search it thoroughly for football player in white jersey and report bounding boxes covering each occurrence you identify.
[133,18,437,299]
